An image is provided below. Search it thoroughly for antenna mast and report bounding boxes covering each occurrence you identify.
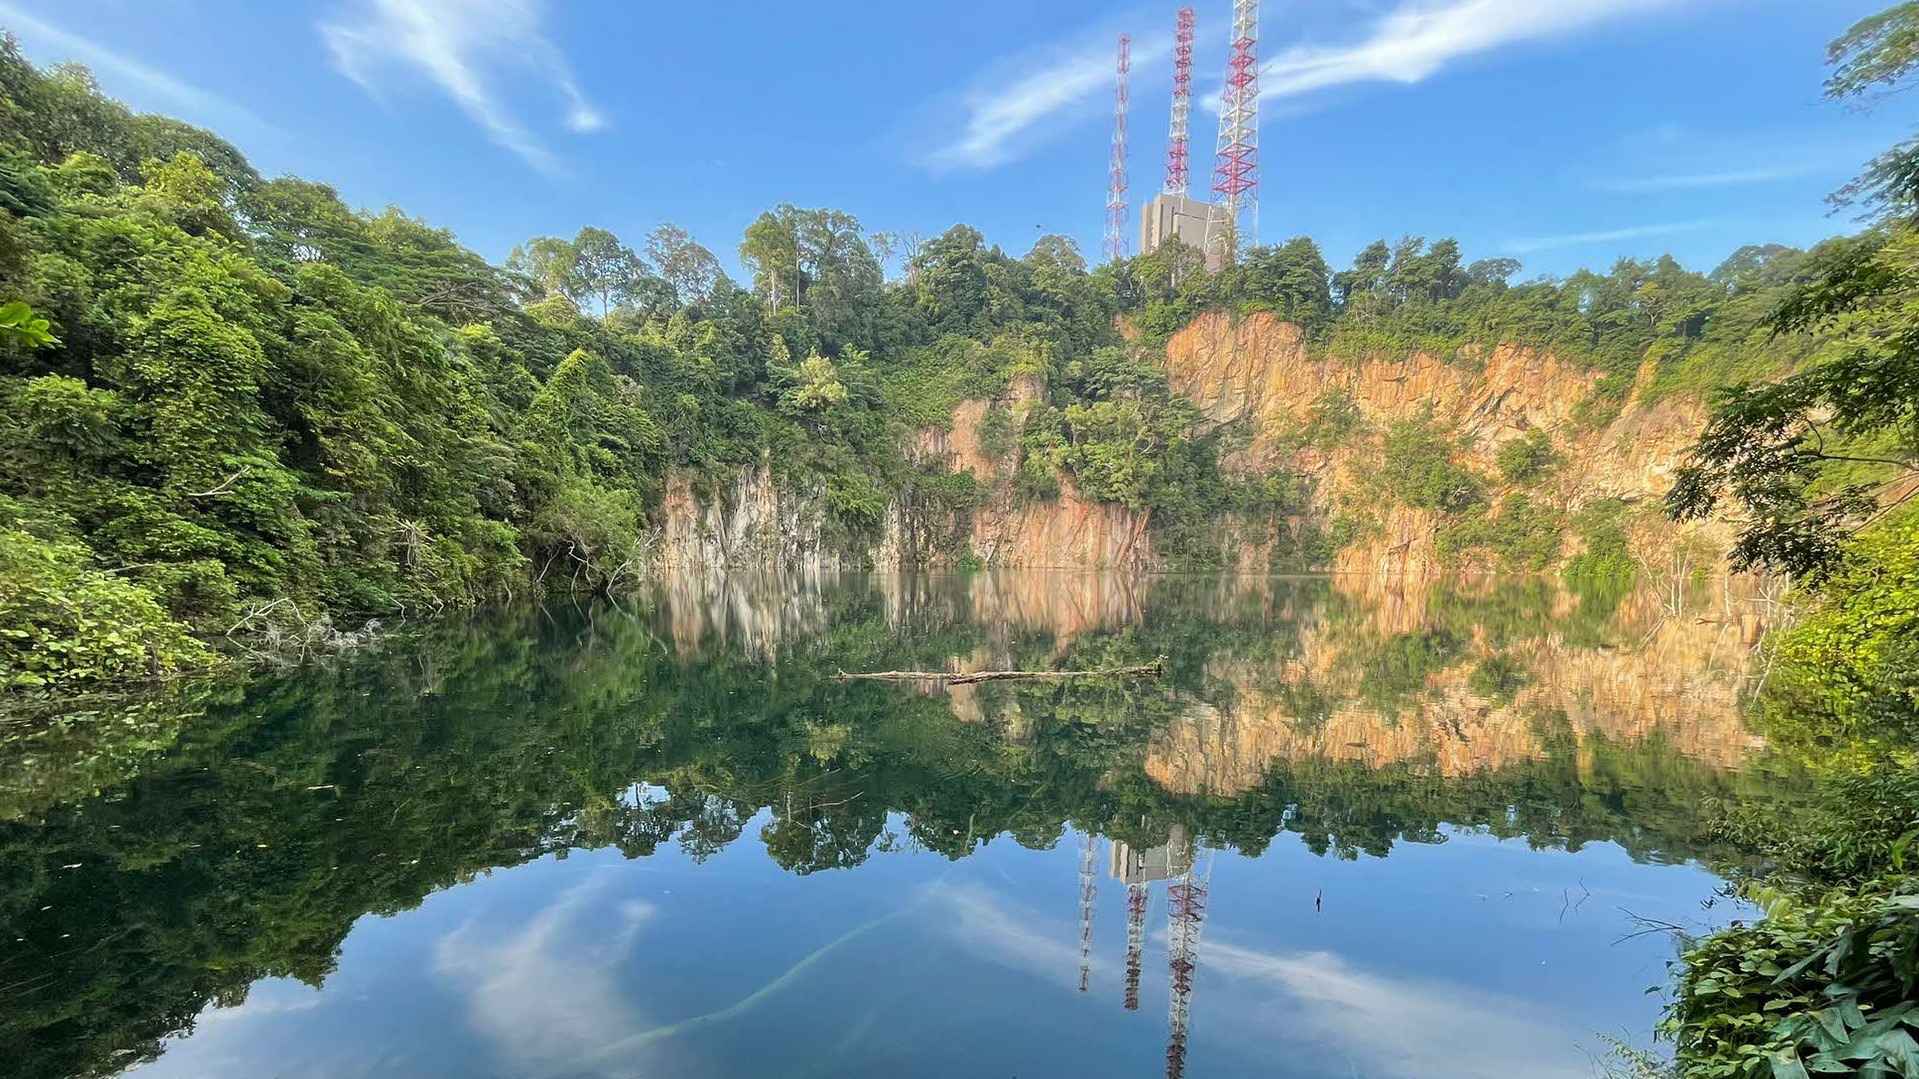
[1207,0,1259,260]
[1077,832,1098,992]
[1124,882,1148,1010]
[1164,8,1196,197]
[1165,835,1210,1079]
[1105,33,1132,263]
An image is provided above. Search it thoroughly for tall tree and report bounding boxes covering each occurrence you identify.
[645,223,723,307]
[740,205,802,310]
[569,227,646,317]
[1668,3,1919,577]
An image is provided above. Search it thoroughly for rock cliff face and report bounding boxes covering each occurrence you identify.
[898,374,1155,570]
[649,467,848,574]
[1163,311,1726,574]
[648,310,1727,573]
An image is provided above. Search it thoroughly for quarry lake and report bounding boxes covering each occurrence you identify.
[2,570,1797,1079]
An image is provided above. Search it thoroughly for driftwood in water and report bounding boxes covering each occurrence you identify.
[834,658,1164,686]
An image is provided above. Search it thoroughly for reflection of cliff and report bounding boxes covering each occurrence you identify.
[637,565,1771,792]
[650,566,833,661]
[1144,575,1770,794]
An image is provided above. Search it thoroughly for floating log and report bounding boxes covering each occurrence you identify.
[834,658,1165,686]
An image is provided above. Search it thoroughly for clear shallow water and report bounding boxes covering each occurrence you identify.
[1,572,1796,1079]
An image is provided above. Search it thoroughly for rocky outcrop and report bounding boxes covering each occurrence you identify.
[648,310,1733,576]
[1163,311,1728,575]
[900,376,1156,571]
[650,467,847,574]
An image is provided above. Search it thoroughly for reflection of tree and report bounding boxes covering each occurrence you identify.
[0,573,1797,1079]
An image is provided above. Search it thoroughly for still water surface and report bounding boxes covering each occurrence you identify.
[2,572,1796,1078]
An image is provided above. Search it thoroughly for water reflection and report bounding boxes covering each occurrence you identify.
[0,571,1794,1079]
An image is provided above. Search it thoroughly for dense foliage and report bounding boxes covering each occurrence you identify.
[0,38,1136,686]
[1658,7,1919,1076]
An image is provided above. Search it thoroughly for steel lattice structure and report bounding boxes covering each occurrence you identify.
[1207,0,1259,259]
[1077,832,1097,992]
[1105,34,1132,263]
[1163,8,1196,197]
[1123,882,1148,1011]
[1164,846,1210,1079]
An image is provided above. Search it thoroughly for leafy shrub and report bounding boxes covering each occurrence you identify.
[1436,494,1565,569]
[0,528,214,688]
[1300,387,1364,446]
[1774,508,1919,752]
[1379,417,1481,512]
[1667,882,1919,1079]
[1564,498,1639,588]
[977,402,1015,462]
[1496,428,1561,484]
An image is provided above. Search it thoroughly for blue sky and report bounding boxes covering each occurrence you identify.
[0,0,1906,279]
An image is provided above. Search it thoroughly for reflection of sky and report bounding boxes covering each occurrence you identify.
[129,815,1733,1079]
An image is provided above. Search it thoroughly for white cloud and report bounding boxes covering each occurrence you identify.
[433,875,657,1068]
[0,1,276,134]
[923,31,1169,173]
[321,0,603,174]
[1503,218,1716,254]
[1205,940,1595,1079]
[1259,0,1681,102]
[930,881,1101,985]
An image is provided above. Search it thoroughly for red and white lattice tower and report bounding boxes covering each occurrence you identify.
[1077,832,1097,992]
[1163,8,1196,197]
[1165,843,1210,1079]
[1105,34,1132,263]
[1123,882,1148,1011]
[1207,0,1259,259]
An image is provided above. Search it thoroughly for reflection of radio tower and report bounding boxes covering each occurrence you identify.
[1077,831,1097,992]
[1124,883,1148,1010]
[1165,836,1210,1079]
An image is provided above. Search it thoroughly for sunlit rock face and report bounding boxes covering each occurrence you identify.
[1162,310,1733,575]
[646,310,1743,575]
[651,468,847,575]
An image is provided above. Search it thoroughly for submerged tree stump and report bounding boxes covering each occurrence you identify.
[833,658,1165,686]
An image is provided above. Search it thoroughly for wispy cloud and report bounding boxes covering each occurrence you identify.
[434,874,657,1067]
[1503,218,1716,254]
[0,1,277,134]
[929,882,1099,985]
[321,0,604,174]
[1591,163,1830,192]
[1260,0,1681,102]
[1204,940,1593,1079]
[922,29,1168,173]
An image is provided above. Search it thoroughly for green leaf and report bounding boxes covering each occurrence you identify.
[1770,1050,1812,1079]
